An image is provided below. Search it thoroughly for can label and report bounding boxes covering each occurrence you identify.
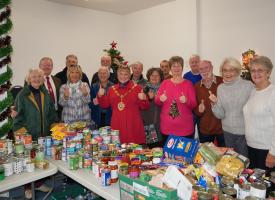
[69,155,79,170]
[45,136,52,147]
[23,135,32,149]
[38,137,45,147]
[6,140,13,154]
[0,140,6,153]
[101,169,111,186]
[250,183,266,199]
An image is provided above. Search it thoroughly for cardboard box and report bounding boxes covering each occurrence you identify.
[119,174,178,200]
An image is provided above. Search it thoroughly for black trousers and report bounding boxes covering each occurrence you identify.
[248,146,275,170]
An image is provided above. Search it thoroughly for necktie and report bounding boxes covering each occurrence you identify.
[46,76,55,104]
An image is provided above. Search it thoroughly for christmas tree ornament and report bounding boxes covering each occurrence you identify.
[104,41,125,71]
[169,99,180,119]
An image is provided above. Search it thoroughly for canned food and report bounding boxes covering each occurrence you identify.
[250,182,266,199]
[219,194,234,200]
[197,191,212,200]
[3,160,13,176]
[83,158,91,168]
[244,196,261,200]
[38,137,45,147]
[69,155,79,170]
[239,184,250,199]
[25,162,35,173]
[23,135,32,149]
[221,176,235,188]
[119,164,129,175]
[13,158,23,174]
[101,169,111,186]
[6,139,13,154]
[14,142,24,155]
[222,187,237,198]
[0,140,5,153]
[45,136,52,147]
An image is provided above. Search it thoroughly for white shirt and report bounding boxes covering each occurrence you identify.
[44,75,58,110]
[243,84,275,155]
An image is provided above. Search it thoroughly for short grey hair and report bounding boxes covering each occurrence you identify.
[98,66,110,76]
[220,57,242,75]
[250,56,273,72]
[130,61,143,69]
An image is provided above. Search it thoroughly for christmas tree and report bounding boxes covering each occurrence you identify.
[104,41,126,71]
[0,0,13,137]
[241,49,256,81]
[169,100,180,119]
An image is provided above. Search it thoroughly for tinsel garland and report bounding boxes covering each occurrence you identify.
[0,35,11,48]
[0,92,12,113]
[0,6,10,22]
[0,108,10,121]
[0,18,12,35]
[0,45,12,59]
[0,55,11,68]
[0,66,12,85]
[0,0,11,9]
[0,117,12,137]
[0,81,11,94]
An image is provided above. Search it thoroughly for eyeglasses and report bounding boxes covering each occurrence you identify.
[250,69,267,74]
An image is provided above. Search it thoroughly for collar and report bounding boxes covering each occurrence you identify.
[119,80,130,88]
[200,75,217,87]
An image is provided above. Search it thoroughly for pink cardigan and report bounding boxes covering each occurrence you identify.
[155,79,197,136]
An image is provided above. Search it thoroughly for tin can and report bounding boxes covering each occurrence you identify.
[219,194,234,200]
[23,155,31,170]
[13,157,23,174]
[83,157,92,168]
[25,162,35,173]
[45,136,52,147]
[6,139,13,154]
[23,135,32,149]
[222,187,237,198]
[250,182,266,199]
[197,191,213,200]
[239,184,250,199]
[38,137,45,147]
[221,176,235,188]
[69,155,79,170]
[244,196,261,200]
[45,147,52,157]
[119,165,129,175]
[0,139,5,153]
[3,159,13,176]
[101,169,111,186]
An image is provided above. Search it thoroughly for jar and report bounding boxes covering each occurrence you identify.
[14,140,24,155]
[108,161,118,183]
[119,164,129,175]
[35,146,45,162]
[129,165,140,179]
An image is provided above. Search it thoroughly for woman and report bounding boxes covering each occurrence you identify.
[155,56,197,144]
[97,65,149,144]
[90,66,113,128]
[142,67,164,147]
[211,58,254,156]
[243,56,275,169]
[13,68,57,141]
[59,65,91,123]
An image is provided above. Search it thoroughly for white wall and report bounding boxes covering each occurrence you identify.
[198,0,275,82]
[121,0,198,74]
[10,0,122,85]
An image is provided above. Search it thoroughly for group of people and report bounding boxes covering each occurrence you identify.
[12,53,275,170]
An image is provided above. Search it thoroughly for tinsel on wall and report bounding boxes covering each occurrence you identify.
[0,0,13,137]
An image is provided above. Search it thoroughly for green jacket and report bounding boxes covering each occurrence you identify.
[13,85,58,140]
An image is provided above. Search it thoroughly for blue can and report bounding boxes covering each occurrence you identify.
[46,147,52,156]
[45,136,52,147]
[101,169,111,186]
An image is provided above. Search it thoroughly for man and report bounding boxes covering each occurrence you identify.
[91,55,118,84]
[184,55,202,84]
[55,54,90,86]
[130,61,146,87]
[194,60,224,146]
[160,60,172,79]
[39,57,61,111]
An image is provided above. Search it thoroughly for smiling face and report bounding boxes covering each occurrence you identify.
[66,56,78,68]
[39,58,53,76]
[160,61,170,75]
[222,64,239,83]
[199,61,213,80]
[117,68,130,83]
[98,67,110,83]
[189,56,200,74]
[170,62,183,77]
[131,63,143,78]
[69,67,81,83]
[149,70,161,85]
[29,71,43,89]
[250,63,271,86]
[101,56,112,68]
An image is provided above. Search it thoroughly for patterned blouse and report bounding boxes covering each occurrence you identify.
[59,81,91,123]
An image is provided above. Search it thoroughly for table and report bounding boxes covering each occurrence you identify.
[0,163,58,199]
[48,159,120,200]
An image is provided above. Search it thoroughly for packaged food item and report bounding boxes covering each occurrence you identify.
[198,144,221,165]
[215,155,244,178]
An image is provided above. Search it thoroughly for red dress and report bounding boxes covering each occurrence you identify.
[98,81,149,144]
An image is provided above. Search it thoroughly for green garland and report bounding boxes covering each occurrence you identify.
[0,66,12,85]
[0,45,12,58]
[0,92,13,113]
[0,18,12,35]
[0,117,12,138]
[0,0,11,10]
